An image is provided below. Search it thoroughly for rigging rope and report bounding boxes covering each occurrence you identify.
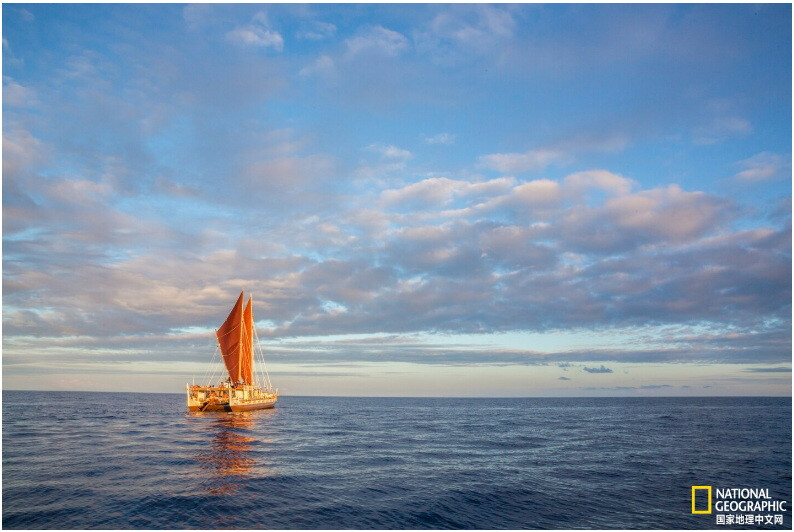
[253,324,273,391]
[201,343,223,387]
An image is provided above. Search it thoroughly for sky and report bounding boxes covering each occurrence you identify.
[2,3,791,397]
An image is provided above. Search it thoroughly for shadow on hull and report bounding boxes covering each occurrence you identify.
[188,399,277,412]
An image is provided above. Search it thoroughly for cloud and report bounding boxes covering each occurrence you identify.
[558,376,571,381]
[6,149,786,350]
[380,176,514,209]
[508,179,563,207]
[479,225,557,270]
[345,25,409,57]
[3,77,38,107]
[18,8,35,22]
[563,170,634,197]
[732,152,790,183]
[3,128,45,177]
[367,143,413,161]
[415,5,517,62]
[227,26,284,50]
[582,384,673,391]
[296,21,336,40]
[152,177,201,198]
[425,133,456,145]
[478,134,629,174]
[560,184,733,251]
[5,323,791,369]
[3,37,24,67]
[226,13,284,51]
[355,144,415,179]
[299,55,337,79]
[583,365,613,373]
[381,178,459,208]
[694,108,752,145]
[582,386,635,391]
[479,148,564,174]
[694,116,752,145]
[743,367,792,373]
[239,153,336,201]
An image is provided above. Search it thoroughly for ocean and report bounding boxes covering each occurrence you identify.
[2,392,791,529]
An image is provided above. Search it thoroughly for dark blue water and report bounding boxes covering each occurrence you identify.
[2,392,791,529]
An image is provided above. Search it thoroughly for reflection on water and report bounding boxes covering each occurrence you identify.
[191,412,273,495]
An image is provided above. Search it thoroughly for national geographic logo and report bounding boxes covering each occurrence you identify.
[692,486,788,526]
[692,486,712,514]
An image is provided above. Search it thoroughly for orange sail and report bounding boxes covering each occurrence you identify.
[216,291,255,384]
[241,296,254,384]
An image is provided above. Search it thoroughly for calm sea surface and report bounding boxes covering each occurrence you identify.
[2,392,791,529]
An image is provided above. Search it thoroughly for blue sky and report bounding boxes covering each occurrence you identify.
[3,4,791,396]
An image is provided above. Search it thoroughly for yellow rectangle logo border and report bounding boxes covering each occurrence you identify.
[691,486,712,514]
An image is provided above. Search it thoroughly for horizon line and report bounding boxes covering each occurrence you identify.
[3,389,791,399]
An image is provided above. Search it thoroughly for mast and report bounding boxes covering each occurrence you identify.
[242,295,254,384]
[238,297,242,381]
[250,295,256,384]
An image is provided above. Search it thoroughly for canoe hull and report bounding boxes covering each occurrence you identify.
[187,399,276,412]
[186,384,278,412]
